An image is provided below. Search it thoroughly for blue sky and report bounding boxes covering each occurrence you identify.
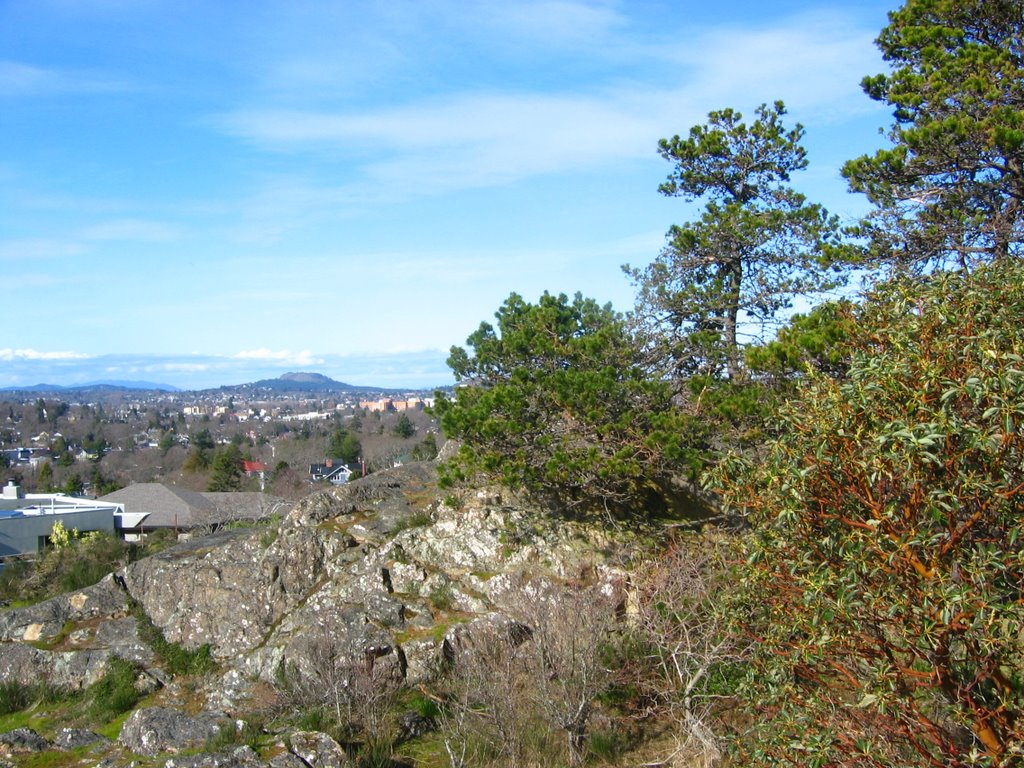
[1,0,895,390]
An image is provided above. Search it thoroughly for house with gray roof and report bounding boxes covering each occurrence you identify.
[99,483,289,535]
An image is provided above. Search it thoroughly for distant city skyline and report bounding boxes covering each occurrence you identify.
[2,0,896,390]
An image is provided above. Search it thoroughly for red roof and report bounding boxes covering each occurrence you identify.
[242,460,269,473]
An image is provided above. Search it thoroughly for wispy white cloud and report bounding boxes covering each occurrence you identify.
[0,218,180,263]
[0,61,58,95]
[215,8,881,202]
[447,0,624,48]
[147,362,212,374]
[80,218,179,242]
[232,349,324,367]
[220,90,654,155]
[0,237,87,262]
[0,348,91,362]
[0,59,134,97]
[675,10,883,122]
[239,0,623,99]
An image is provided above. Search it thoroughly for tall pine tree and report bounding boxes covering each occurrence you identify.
[843,0,1024,269]
[629,102,845,382]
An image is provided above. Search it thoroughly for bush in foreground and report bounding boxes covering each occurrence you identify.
[717,262,1024,766]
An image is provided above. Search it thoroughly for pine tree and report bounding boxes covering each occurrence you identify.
[843,0,1024,268]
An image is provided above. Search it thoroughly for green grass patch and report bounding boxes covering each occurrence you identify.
[293,705,330,733]
[0,680,64,716]
[95,709,133,740]
[390,510,433,534]
[404,690,441,720]
[86,656,143,721]
[587,726,630,764]
[201,716,268,753]
[130,602,217,677]
[427,583,455,613]
[0,657,146,740]
[16,748,91,768]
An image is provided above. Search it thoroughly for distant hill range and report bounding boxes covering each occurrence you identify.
[0,372,431,400]
[0,380,181,394]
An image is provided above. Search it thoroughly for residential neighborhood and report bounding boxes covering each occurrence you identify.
[0,377,443,522]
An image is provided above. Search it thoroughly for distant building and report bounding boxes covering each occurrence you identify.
[0,481,145,558]
[359,399,395,413]
[99,483,288,535]
[359,397,429,412]
[242,460,270,491]
[242,460,269,476]
[280,411,331,422]
[309,460,355,485]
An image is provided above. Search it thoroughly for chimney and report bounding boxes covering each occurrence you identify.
[3,481,22,500]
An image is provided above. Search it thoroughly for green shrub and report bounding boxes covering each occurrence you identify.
[203,717,266,753]
[354,736,394,768]
[717,263,1024,766]
[0,682,34,716]
[294,706,329,733]
[0,533,133,606]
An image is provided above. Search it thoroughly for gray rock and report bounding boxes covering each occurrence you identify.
[0,727,50,753]
[0,461,632,749]
[288,731,351,768]
[0,574,128,643]
[163,744,264,768]
[388,562,426,595]
[118,706,223,757]
[93,617,156,664]
[0,642,115,689]
[397,710,435,741]
[53,727,109,750]
[267,750,308,768]
[399,637,443,685]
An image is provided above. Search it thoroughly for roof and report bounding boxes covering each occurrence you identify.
[99,483,289,528]
[0,493,124,516]
[99,483,214,528]
[242,460,269,473]
[309,462,354,481]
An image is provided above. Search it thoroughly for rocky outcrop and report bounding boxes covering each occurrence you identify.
[0,461,633,765]
[118,706,224,757]
[287,731,351,768]
[0,728,50,754]
[0,641,113,689]
[0,573,128,643]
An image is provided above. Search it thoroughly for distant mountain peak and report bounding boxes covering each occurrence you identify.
[243,371,378,394]
[279,372,333,383]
